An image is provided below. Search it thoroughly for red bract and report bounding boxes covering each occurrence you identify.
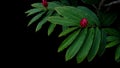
[80,18,88,28]
[42,0,48,8]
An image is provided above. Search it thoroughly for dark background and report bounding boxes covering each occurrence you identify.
[4,0,120,67]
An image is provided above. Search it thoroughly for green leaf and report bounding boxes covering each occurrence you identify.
[59,27,78,37]
[100,12,117,26]
[31,2,60,10]
[31,3,43,8]
[36,18,47,32]
[62,26,69,31]
[36,10,54,32]
[103,28,120,37]
[55,6,100,26]
[107,36,120,42]
[58,29,80,52]
[115,45,120,62]
[65,28,88,61]
[48,16,78,26]
[106,40,120,48]
[105,13,117,26]
[76,28,95,63]
[87,27,101,62]
[48,23,56,36]
[28,11,46,26]
[25,8,43,16]
[48,2,61,9]
[77,6,100,26]
[55,6,80,23]
[97,29,107,56]
[82,0,101,4]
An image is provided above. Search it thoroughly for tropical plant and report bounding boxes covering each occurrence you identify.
[25,0,120,63]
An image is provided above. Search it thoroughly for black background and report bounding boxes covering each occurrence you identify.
[4,0,120,67]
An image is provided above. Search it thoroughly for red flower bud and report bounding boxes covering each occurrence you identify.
[42,0,48,8]
[80,18,88,28]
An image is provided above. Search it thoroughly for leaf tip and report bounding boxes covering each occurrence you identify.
[76,57,84,64]
[57,50,60,53]
[65,57,70,61]
[27,23,30,27]
[76,60,81,64]
[58,34,62,37]
[57,47,62,53]
[48,30,50,36]
[48,34,50,36]
[25,12,27,14]
[87,58,92,62]
[35,28,39,32]
[65,53,73,61]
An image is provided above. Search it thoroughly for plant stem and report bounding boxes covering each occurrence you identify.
[105,0,120,6]
[96,0,106,15]
[98,0,106,11]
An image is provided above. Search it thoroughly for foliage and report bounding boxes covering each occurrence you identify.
[25,0,120,63]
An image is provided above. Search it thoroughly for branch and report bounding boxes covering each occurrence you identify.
[105,0,120,6]
[98,0,106,10]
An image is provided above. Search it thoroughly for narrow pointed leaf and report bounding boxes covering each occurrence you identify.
[76,28,95,63]
[65,28,88,61]
[107,36,120,42]
[36,10,54,32]
[55,6,80,23]
[105,13,117,26]
[97,29,107,56]
[58,29,80,52]
[25,8,43,16]
[31,2,60,9]
[28,12,46,26]
[115,45,120,62]
[48,23,56,36]
[100,12,117,26]
[36,18,47,32]
[62,26,68,31]
[48,16,78,26]
[59,27,78,37]
[103,28,120,37]
[87,27,101,62]
[25,8,41,14]
[31,3,43,8]
[106,40,120,48]
[48,2,61,9]
[55,6,100,26]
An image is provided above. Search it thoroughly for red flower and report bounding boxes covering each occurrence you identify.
[80,18,88,28]
[42,0,48,8]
